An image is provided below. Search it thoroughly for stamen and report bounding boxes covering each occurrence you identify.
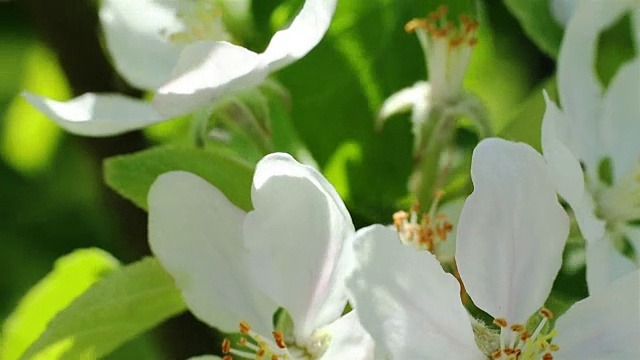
[491,309,560,360]
[165,0,230,44]
[392,192,454,254]
[493,318,508,328]
[540,308,554,319]
[404,5,479,102]
[222,321,291,360]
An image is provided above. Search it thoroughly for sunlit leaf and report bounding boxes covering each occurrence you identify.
[499,76,557,150]
[18,257,185,360]
[105,146,254,211]
[1,44,70,174]
[0,249,119,360]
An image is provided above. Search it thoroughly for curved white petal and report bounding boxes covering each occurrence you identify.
[634,8,640,49]
[434,197,465,265]
[551,0,577,27]
[456,138,569,324]
[601,58,640,181]
[346,225,485,359]
[260,0,338,71]
[554,270,640,359]
[557,0,629,168]
[100,0,183,89]
[23,92,167,137]
[376,81,430,126]
[243,153,354,341]
[585,234,637,294]
[541,92,605,241]
[148,171,275,335]
[153,41,266,117]
[318,311,375,360]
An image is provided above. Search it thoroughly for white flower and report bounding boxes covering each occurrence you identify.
[542,0,640,292]
[347,138,640,359]
[23,0,336,136]
[148,153,374,360]
[551,0,639,33]
[376,5,482,153]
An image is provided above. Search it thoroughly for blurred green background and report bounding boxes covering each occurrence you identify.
[3,0,629,358]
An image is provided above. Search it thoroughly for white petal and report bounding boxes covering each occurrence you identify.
[376,81,430,126]
[260,0,338,71]
[23,92,166,137]
[318,311,375,360]
[557,0,629,168]
[346,225,484,359]
[243,153,354,341]
[148,171,275,335]
[541,92,605,241]
[456,138,569,324]
[634,8,640,49]
[434,197,465,265]
[585,234,637,294]
[601,58,640,181]
[100,0,182,89]
[551,0,577,26]
[554,270,640,359]
[153,41,266,117]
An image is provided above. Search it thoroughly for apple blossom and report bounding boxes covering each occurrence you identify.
[348,138,640,359]
[23,0,336,136]
[148,153,374,359]
[542,0,640,292]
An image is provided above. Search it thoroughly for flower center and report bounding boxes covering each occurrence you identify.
[597,157,640,224]
[392,191,453,253]
[222,321,292,360]
[222,320,330,360]
[405,5,479,103]
[167,0,230,45]
[490,308,560,360]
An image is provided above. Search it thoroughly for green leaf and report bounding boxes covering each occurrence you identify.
[502,0,564,58]
[499,76,558,150]
[0,249,120,360]
[18,257,186,360]
[104,146,254,212]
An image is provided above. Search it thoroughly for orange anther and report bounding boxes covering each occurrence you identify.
[510,323,525,333]
[540,308,554,319]
[222,356,233,360]
[222,338,231,353]
[542,353,554,360]
[240,320,251,334]
[273,330,287,349]
[494,318,508,327]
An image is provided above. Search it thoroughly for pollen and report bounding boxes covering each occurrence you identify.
[221,321,291,359]
[403,5,479,103]
[404,5,479,47]
[392,192,453,254]
[490,310,560,360]
[493,318,508,328]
